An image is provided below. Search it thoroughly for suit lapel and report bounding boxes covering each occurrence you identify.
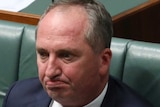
[34,98,51,107]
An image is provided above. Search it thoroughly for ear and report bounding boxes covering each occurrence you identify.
[99,48,112,76]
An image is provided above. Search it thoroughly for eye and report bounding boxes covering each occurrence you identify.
[58,51,75,62]
[37,49,49,60]
[60,53,73,60]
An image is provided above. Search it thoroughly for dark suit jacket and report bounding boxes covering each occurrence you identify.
[3,76,153,107]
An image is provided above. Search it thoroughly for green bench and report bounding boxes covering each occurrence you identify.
[0,20,160,107]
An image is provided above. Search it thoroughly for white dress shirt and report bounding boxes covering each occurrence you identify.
[50,83,108,107]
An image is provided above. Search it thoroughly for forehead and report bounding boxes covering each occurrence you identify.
[36,5,91,49]
[37,5,89,37]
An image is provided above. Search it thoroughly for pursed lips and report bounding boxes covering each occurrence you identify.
[45,78,69,90]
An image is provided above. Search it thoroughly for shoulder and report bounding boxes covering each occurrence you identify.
[3,77,50,107]
[15,77,41,87]
[103,76,153,107]
[9,77,42,92]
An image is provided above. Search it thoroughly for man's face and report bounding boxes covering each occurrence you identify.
[36,6,111,106]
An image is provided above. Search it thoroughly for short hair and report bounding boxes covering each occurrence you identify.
[38,0,113,53]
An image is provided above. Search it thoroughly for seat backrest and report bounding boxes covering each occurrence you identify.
[18,24,38,80]
[109,37,131,80]
[0,20,38,106]
[0,20,24,106]
[122,41,160,107]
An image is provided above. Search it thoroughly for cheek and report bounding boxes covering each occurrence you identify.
[37,61,46,82]
[62,60,100,97]
[62,64,80,81]
[63,58,100,85]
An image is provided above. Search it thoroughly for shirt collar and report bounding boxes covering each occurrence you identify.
[84,82,108,107]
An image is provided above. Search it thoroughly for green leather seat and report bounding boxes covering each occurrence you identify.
[18,25,38,80]
[123,41,160,107]
[0,21,24,106]
[0,20,160,107]
[0,20,38,106]
[110,37,131,80]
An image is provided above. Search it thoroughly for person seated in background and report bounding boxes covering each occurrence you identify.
[3,0,153,107]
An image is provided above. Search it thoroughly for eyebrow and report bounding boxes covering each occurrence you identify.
[36,47,81,55]
[36,47,48,53]
[55,48,81,56]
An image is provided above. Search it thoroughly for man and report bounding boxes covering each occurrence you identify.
[3,0,153,107]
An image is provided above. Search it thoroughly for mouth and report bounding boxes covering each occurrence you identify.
[45,80,68,90]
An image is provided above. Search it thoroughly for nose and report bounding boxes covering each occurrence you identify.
[45,57,62,79]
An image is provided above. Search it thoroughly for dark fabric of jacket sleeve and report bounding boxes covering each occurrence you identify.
[2,77,51,107]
